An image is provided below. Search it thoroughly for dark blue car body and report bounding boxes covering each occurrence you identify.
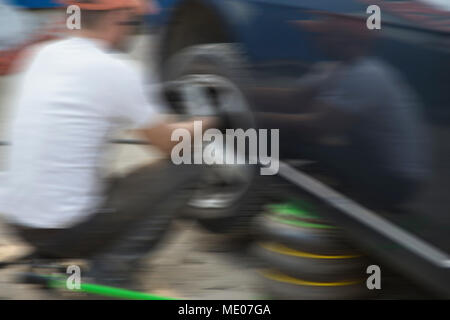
[10,0,59,8]
[149,0,450,296]
[150,0,450,117]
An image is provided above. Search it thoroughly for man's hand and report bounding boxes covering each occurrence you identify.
[136,116,219,156]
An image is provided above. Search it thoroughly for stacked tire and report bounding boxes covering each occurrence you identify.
[253,202,369,299]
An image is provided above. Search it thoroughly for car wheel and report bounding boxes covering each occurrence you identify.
[163,43,260,234]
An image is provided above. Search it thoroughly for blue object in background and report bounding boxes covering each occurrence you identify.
[11,0,60,8]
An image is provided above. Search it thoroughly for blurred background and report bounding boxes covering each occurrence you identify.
[0,0,449,299]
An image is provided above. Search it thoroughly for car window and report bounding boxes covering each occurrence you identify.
[384,0,449,11]
[419,0,450,11]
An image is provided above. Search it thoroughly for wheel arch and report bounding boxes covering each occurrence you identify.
[157,0,245,68]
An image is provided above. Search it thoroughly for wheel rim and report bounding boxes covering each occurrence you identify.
[170,74,255,212]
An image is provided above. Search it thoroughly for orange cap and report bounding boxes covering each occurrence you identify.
[60,0,159,15]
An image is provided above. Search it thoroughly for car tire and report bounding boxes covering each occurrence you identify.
[253,211,359,255]
[163,43,260,234]
[258,269,367,300]
[252,241,367,283]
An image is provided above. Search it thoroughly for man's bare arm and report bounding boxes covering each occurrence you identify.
[136,116,218,155]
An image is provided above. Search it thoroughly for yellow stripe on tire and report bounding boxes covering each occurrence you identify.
[260,242,361,259]
[261,269,362,287]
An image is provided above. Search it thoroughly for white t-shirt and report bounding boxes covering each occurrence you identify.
[0,37,161,228]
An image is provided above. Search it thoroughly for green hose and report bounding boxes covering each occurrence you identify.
[44,275,178,300]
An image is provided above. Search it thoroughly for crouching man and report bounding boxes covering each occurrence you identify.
[0,0,216,288]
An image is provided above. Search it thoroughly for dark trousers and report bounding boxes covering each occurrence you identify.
[12,161,201,270]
